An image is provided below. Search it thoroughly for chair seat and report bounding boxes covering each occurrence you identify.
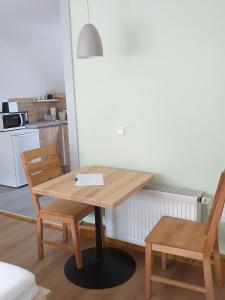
[40,199,93,220]
[145,216,207,253]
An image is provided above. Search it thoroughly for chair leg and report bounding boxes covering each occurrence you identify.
[145,243,153,298]
[70,221,82,269]
[203,256,214,300]
[213,237,222,286]
[37,218,43,259]
[161,253,167,271]
[62,223,68,242]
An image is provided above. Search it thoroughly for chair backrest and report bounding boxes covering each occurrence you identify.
[204,171,225,256]
[21,145,62,212]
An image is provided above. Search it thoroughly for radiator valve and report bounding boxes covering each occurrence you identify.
[201,196,212,205]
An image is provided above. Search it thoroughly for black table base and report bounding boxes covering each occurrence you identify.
[64,246,136,289]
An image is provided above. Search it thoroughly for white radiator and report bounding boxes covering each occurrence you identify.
[105,185,202,246]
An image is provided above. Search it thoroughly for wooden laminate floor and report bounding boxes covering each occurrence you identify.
[0,215,225,300]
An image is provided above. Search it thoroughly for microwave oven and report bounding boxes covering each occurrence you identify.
[0,112,28,131]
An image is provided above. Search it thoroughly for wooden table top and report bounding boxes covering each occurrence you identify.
[32,166,153,208]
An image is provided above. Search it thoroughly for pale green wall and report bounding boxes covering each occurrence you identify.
[70,0,225,250]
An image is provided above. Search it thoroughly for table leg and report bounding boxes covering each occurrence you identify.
[94,206,103,263]
[64,206,136,289]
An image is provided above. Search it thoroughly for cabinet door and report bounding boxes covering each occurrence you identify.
[39,125,70,169]
[39,126,62,162]
[13,132,40,187]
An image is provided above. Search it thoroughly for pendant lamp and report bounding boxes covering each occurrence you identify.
[77,0,103,59]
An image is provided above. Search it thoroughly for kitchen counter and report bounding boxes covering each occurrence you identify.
[26,120,68,129]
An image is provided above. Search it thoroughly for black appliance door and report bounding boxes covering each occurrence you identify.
[3,114,22,129]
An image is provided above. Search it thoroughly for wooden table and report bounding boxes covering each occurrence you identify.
[33,166,153,289]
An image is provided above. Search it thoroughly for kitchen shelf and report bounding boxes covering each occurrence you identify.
[32,99,59,103]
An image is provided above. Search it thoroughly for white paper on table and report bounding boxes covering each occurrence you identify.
[75,173,104,186]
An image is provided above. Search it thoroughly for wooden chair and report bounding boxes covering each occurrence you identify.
[21,145,94,269]
[145,171,225,300]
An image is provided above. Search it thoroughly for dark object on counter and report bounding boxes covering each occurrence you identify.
[47,91,53,99]
[2,102,9,113]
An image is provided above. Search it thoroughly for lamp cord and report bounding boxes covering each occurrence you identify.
[87,0,90,23]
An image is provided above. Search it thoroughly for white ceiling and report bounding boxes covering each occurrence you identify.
[0,0,61,43]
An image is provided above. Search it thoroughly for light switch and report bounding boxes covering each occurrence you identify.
[116,127,126,136]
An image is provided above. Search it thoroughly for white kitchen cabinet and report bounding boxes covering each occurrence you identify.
[0,129,40,187]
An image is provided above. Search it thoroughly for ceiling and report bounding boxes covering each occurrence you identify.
[0,0,61,43]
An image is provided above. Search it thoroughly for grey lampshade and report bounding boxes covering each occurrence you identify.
[77,23,103,59]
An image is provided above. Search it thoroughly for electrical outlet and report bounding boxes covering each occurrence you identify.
[116,127,126,136]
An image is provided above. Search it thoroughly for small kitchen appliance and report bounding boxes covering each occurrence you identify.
[2,101,18,113]
[0,112,27,131]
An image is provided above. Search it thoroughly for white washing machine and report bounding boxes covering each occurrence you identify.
[0,128,40,187]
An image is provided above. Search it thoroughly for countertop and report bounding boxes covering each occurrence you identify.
[26,120,68,129]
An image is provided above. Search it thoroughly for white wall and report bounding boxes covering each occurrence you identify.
[70,0,225,196]
[24,39,65,94]
[0,38,64,105]
[70,0,225,252]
